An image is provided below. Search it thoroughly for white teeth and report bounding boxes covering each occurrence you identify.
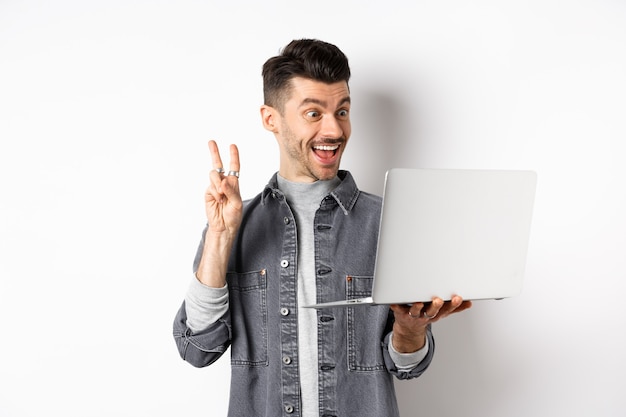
[314,145,339,151]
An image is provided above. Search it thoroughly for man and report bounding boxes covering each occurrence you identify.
[173,39,471,417]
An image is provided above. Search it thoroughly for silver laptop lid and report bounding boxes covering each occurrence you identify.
[370,168,537,304]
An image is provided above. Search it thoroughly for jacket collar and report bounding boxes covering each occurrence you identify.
[261,170,360,215]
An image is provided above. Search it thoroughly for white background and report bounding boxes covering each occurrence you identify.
[1,1,625,416]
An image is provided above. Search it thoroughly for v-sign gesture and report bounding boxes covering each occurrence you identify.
[196,140,243,288]
[205,140,243,236]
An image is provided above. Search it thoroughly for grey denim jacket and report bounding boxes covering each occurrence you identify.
[173,171,434,417]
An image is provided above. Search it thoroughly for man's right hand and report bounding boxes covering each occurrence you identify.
[196,140,243,288]
[204,140,243,236]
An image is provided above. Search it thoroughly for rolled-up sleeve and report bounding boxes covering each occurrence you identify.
[172,277,232,368]
[184,277,229,332]
[382,325,435,380]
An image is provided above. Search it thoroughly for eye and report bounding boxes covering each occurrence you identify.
[336,109,350,119]
[305,110,322,120]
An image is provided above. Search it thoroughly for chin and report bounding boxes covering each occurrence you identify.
[315,168,340,181]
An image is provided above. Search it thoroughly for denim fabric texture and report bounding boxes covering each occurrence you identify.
[173,170,435,417]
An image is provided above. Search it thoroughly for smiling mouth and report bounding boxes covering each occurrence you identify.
[312,144,340,160]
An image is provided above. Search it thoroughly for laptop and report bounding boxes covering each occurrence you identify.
[304,168,537,308]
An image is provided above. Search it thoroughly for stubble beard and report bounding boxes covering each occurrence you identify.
[282,126,343,182]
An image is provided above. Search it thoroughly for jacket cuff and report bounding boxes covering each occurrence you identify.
[388,331,429,370]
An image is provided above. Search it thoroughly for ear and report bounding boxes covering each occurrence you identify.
[260,105,279,133]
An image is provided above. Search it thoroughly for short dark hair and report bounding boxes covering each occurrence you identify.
[262,39,351,112]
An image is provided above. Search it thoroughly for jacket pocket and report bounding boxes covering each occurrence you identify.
[346,275,388,371]
[227,269,268,366]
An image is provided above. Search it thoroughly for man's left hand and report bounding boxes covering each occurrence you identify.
[390,296,472,353]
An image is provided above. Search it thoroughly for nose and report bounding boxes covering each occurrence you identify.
[321,115,345,139]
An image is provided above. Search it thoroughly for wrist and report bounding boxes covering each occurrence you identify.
[392,323,427,353]
[196,230,235,287]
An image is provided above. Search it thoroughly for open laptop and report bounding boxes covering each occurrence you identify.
[304,168,537,308]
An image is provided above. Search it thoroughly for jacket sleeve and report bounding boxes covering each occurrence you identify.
[382,324,435,380]
[172,225,233,367]
[172,300,232,368]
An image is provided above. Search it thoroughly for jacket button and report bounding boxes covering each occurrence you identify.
[283,216,290,224]
[285,405,294,413]
[280,308,290,316]
[280,260,289,268]
[282,356,292,365]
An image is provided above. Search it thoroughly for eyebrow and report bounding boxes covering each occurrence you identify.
[298,96,351,109]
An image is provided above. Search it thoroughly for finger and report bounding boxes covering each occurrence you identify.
[207,141,228,199]
[390,304,411,315]
[221,173,243,206]
[208,140,225,172]
[204,184,218,201]
[228,144,240,173]
[450,295,464,310]
[391,303,415,318]
[442,295,467,315]
[392,303,428,320]
[410,303,427,319]
[220,144,242,200]
[451,298,472,314]
[422,297,444,319]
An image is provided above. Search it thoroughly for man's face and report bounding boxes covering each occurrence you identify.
[267,77,351,183]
